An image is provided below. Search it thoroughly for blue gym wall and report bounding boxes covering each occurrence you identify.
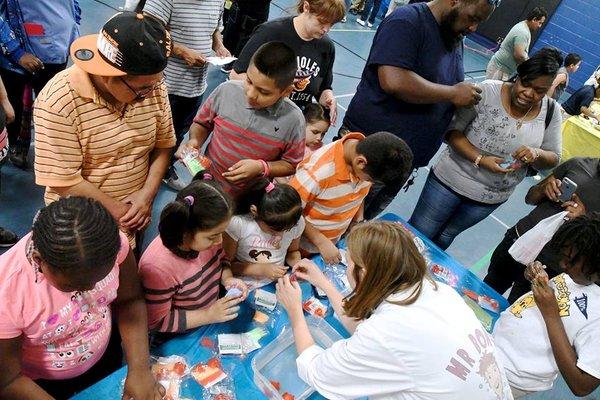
[531,0,600,92]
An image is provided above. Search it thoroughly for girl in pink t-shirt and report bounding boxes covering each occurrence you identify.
[0,197,161,400]
[139,174,248,336]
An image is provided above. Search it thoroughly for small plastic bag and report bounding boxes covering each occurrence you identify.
[508,211,568,265]
[151,355,189,400]
[180,147,211,176]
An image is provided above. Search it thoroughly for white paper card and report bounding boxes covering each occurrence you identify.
[218,334,243,355]
[206,56,237,66]
[255,289,277,311]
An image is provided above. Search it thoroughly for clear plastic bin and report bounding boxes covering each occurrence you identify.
[252,316,344,400]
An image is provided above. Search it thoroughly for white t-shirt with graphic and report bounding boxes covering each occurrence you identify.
[226,214,305,266]
[297,280,513,400]
[494,273,600,392]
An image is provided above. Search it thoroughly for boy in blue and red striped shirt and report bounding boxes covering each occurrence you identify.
[177,42,305,199]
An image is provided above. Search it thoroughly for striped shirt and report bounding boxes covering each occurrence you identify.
[290,133,371,253]
[144,0,224,98]
[139,236,227,333]
[194,80,305,197]
[33,65,176,205]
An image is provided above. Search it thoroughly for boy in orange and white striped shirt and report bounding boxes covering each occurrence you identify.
[289,131,413,264]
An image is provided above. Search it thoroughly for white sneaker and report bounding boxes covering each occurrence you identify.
[356,18,366,26]
[367,21,373,28]
[341,16,347,23]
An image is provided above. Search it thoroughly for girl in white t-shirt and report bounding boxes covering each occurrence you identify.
[276,221,512,400]
[224,180,305,287]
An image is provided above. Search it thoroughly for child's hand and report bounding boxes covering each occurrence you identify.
[206,296,242,323]
[532,276,559,320]
[260,264,289,280]
[276,275,303,316]
[223,277,249,300]
[222,159,263,183]
[175,139,200,160]
[524,261,548,283]
[292,259,328,288]
[318,240,341,265]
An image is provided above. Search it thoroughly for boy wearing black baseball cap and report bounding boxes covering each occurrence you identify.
[30,13,175,397]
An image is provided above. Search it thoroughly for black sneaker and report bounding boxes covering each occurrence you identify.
[220,61,235,74]
[9,144,28,169]
[0,227,18,247]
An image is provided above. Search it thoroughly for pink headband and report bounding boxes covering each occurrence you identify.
[184,195,194,206]
[202,173,212,180]
[265,182,275,193]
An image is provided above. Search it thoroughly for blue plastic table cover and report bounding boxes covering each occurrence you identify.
[71,213,508,400]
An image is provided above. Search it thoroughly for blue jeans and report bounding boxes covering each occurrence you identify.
[408,172,502,250]
[360,0,382,23]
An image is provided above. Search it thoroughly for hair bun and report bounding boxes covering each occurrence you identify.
[535,47,563,67]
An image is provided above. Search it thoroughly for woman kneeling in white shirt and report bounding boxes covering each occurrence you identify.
[276,221,513,400]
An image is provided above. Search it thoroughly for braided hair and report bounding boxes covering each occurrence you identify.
[32,197,121,276]
[549,212,600,280]
[159,174,233,250]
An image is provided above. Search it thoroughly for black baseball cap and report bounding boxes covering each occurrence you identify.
[70,12,171,76]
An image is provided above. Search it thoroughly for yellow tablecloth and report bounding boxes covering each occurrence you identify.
[561,110,600,161]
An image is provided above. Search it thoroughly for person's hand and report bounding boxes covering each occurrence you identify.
[180,47,206,67]
[276,274,303,316]
[120,189,153,230]
[319,91,337,126]
[222,277,249,300]
[122,367,164,400]
[174,138,200,160]
[479,156,511,174]
[562,193,586,219]
[542,177,562,202]
[222,159,263,183]
[260,263,289,280]
[213,45,231,58]
[451,82,482,107]
[524,260,548,283]
[513,145,539,164]
[531,275,559,321]
[18,53,43,73]
[1,98,15,123]
[292,258,328,288]
[317,239,341,265]
[206,296,243,323]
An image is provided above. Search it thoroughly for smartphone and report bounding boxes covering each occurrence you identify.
[559,177,578,202]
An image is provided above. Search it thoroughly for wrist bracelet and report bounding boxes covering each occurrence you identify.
[259,159,270,177]
[474,154,483,168]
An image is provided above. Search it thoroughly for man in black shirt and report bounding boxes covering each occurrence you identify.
[484,157,600,303]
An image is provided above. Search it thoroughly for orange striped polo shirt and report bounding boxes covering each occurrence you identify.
[290,132,371,252]
[33,65,176,205]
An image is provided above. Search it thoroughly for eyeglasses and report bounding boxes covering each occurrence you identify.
[119,77,162,100]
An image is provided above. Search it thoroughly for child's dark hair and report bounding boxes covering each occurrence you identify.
[303,102,330,125]
[236,179,302,232]
[549,212,600,281]
[356,132,413,186]
[526,6,547,21]
[32,197,120,276]
[250,42,297,90]
[516,47,562,83]
[159,174,233,249]
[564,53,581,67]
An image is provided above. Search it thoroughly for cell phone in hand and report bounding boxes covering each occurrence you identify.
[558,177,578,202]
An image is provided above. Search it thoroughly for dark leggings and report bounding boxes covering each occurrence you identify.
[35,325,123,399]
[0,63,67,146]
